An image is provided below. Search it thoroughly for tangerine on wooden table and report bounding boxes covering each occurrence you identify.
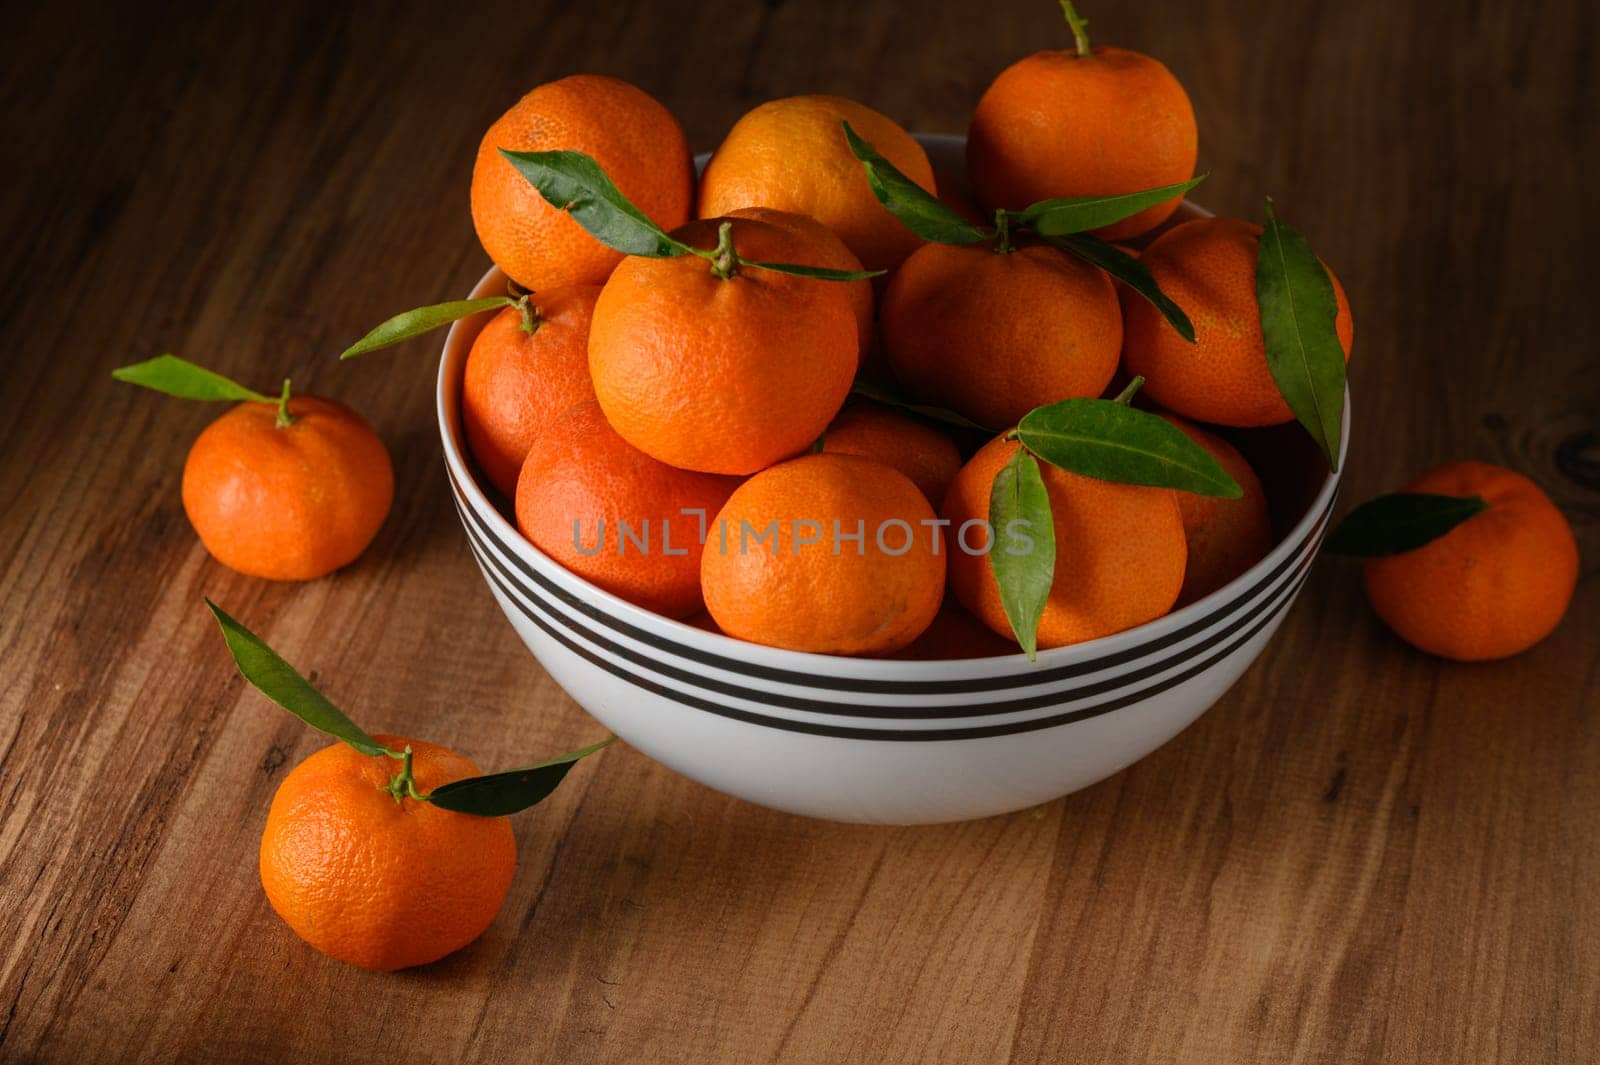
[470,73,693,291]
[1362,460,1579,661]
[1160,413,1274,606]
[942,434,1187,650]
[697,94,935,272]
[880,238,1123,429]
[181,395,393,581]
[259,735,516,972]
[587,216,858,476]
[820,400,963,508]
[1120,218,1354,428]
[462,283,600,498]
[515,402,740,619]
[701,453,946,655]
[966,19,1197,240]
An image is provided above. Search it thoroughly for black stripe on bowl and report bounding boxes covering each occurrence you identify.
[462,523,1320,741]
[447,463,1335,698]
[456,490,1329,727]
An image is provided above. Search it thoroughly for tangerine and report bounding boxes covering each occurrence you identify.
[182,395,393,581]
[515,402,739,618]
[942,434,1187,649]
[701,453,945,654]
[587,216,858,475]
[259,735,516,971]
[1362,461,1579,661]
[697,95,935,272]
[881,239,1122,428]
[471,74,693,291]
[1121,217,1353,428]
[462,285,600,497]
[967,17,1197,240]
[821,400,962,508]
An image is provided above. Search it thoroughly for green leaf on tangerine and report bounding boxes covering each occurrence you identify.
[340,297,516,359]
[1324,492,1488,557]
[1256,198,1347,471]
[425,736,616,816]
[1046,234,1196,343]
[1016,399,1242,498]
[737,259,885,282]
[988,449,1056,660]
[1016,174,1207,236]
[499,148,693,258]
[112,355,274,404]
[205,598,390,757]
[841,121,991,245]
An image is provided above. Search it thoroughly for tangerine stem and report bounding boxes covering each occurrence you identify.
[993,209,1015,254]
[382,745,423,805]
[1112,375,1145,405]
[1060,1,1092,57]
[709,221,740,280]
[514,294,542,335]
[274,379,296,428]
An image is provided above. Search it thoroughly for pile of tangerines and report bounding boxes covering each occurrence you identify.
[113,2,1578,971]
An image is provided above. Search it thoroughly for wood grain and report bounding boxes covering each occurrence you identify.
[1,1,1595,1061]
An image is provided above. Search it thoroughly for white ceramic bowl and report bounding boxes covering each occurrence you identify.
[437,135,1346,824]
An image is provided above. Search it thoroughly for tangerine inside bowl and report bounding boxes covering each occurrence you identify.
[436,134,1345,824]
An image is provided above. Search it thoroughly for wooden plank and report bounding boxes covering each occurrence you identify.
[0,1,1594,1061]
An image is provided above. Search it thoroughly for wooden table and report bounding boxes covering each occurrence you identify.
[3,1,1595,1060]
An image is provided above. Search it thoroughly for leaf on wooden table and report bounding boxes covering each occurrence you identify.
[111,355,273,403]
[205,599,390,757]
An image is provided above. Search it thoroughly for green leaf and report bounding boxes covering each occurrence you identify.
[737,259,885,282]
[1046,234,1196,343]
[988,449,1056,660]
[499,148,694,258]
[849,380,993,432]
[340,297,515,359]
[205,599,390,757]
[1256,199,1347,471]
[841,121,992,245]
[1016,175,1207,236]
[1324,492,1488,557]
[111,355,274,404]
[1016,399,1243,497]
[425,736,616,816]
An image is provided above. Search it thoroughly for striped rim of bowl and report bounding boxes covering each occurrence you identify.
[448,461,1333,739]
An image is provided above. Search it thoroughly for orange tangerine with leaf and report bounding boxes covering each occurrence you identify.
[113,355,392,582]
[207,601,610,971]
[587,216,860,475]
[471,74,693,291]
[1121,217,1354,428]
[966,2,1198,240]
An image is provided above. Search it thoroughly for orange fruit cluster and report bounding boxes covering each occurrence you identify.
[456,7,1572,664]
[451,30,1288,656]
